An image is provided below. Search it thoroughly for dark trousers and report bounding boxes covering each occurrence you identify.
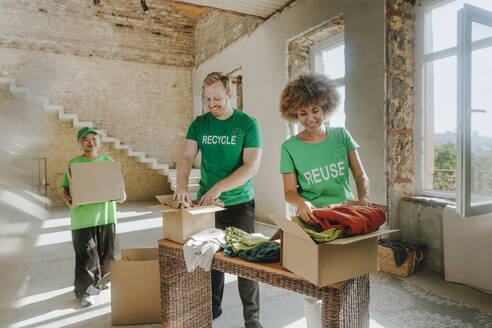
[212,199,261,327]
[71,223,115,297]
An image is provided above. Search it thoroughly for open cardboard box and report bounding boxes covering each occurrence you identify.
[110,248,161,325]
[150,194,225,244]
[268,202,397,287]
[66,161,125,205]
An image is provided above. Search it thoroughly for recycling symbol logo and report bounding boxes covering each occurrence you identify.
[231,128,244,137]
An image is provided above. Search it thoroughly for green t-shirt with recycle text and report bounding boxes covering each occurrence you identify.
[280,127,359,208]
[186,109,263,206]
[61,155,117,230]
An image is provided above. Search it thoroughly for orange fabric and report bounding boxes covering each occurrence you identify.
[312,205,386,235]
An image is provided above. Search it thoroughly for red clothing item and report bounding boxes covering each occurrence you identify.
[312,205,386,235]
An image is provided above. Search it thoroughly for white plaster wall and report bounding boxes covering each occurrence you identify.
[193,0,386,222]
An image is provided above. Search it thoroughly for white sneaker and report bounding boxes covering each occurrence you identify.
[86,285,101,296]
[80,295,93,307]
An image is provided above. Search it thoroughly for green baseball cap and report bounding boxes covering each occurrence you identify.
[77,127,99,139]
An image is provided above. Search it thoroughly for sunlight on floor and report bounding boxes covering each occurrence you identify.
[0,190,49,219]
[10,288,111,328]
[13,286,73,308]
[35,213,162,246]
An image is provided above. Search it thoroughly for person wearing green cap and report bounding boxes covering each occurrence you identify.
[61,126,126,307]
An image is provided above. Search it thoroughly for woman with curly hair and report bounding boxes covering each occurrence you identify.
[279,74,370,327]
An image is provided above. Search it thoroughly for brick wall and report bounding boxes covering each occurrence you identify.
[287,15,344,79]
[0,48,192,165]
[0,0,194,67]
[45,116,170,206]
[0,0,196,203]
[194,10,263,66]
[385,0,416,227]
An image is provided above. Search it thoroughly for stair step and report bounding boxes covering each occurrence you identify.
[5,74,178,185]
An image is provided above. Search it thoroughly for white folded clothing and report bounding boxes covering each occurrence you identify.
[183,228,226,272]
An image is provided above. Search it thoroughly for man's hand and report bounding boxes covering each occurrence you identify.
[296,200,317,225]
[198,184,222,206]
[173,187,191,203]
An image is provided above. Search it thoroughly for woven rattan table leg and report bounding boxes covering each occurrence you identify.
[159,253,212,328]
[320,275,370,328]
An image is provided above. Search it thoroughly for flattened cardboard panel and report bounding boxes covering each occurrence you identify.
[110,256,161,324]
[282,233,319,284]
[318,237,378,286]
[70,162,124,205]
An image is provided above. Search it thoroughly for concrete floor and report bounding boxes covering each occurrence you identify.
[1,201,491,328]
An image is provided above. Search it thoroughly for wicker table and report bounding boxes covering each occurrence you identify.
[158,238,369,328]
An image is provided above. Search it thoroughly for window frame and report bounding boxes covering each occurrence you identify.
[457,3,492,216]
[416,0,459,199]
[310,32,346,128]
[417,0,492,216]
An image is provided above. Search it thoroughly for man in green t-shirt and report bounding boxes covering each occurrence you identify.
[61,127,125,307]
[174,72,263,328]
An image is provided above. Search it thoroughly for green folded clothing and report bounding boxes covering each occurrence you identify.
[225,226,274,253]
[291,216,344,243]
[224,243,280,262]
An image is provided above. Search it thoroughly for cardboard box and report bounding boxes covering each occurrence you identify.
[110,248,161,325]
[67,161,125,205]
[150,194,225,243]
[269,213,397,287]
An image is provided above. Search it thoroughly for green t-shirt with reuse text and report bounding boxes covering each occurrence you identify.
[280,127,359,208]
[61,154,117,230]
[186,110,263,206]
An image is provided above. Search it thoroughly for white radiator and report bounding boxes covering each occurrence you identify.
[443,205,492,293]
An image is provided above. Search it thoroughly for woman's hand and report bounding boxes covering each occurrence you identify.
[117,191,127,204]
[358,197,371,206]
[296,200,318,225]
[64,194,75,208]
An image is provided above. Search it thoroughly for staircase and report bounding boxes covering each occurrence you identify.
[0,74,200,196]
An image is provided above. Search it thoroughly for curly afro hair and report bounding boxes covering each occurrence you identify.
[279,74,339,122]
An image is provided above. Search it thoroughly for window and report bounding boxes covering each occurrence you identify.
[418,0,492,216]
[311,32,345,127]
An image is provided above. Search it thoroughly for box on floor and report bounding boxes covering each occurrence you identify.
[150,194,225,244]
[110,248,161,325]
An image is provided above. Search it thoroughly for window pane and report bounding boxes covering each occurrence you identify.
[472,21,492,42]
[328,86,345,127]
[424,1,492,54]
[470,26,492,204]
[465,0,492,13]
[424,1,457,54]
[322,45,345,80]
[427,56,457,191]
